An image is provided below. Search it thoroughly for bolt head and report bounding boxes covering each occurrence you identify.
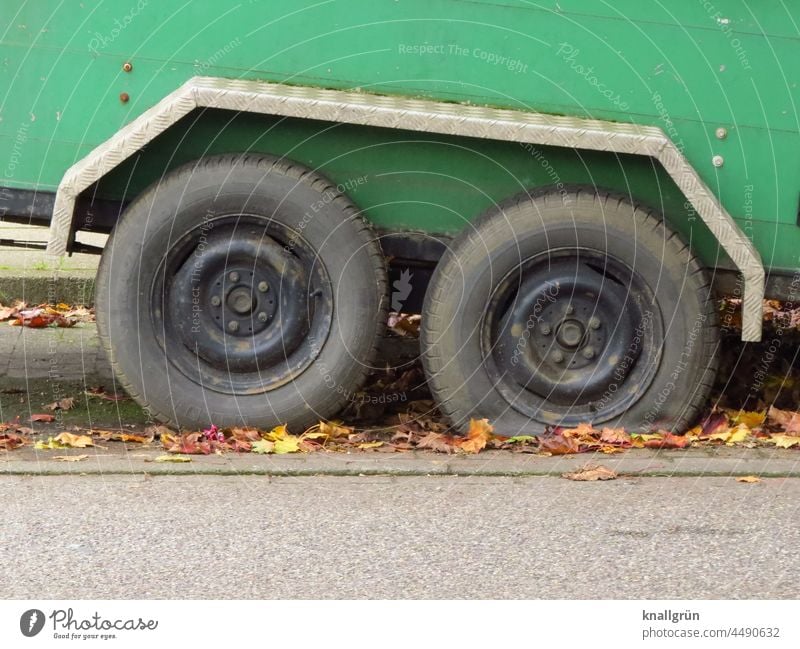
[228,271,240,283]
[227,320,239,333]
[210,295,221,307]
[257,311,268,322]
[712,155,724,168]
[565,305,574,315]
[122,62,133,72]
[552,351,564,363]
[257,281,269,293]
[715,127,727,140]
[588,317,601,330]
[540,323,551,335]
[582,346,595,360]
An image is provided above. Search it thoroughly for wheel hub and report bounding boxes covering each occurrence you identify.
[485,250,663,422]
[155,215,333,394]
[555,318,585,349]
[227,286,255,316]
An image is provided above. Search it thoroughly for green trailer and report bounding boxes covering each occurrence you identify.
[1,1,797,434]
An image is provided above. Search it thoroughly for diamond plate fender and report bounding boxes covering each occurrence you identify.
[46,76,764,341]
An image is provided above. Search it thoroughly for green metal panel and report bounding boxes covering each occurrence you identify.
[1,1,798,269]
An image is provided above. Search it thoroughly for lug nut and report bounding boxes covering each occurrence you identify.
[552,351,564,363]
[257,281,269,293]
[582,346,595,359]
[228,271,240,283]
[588,317,601,330]
[540,323,551,335]
[257,311,268,322]
[210,295,221,307]
[227,321,239,333]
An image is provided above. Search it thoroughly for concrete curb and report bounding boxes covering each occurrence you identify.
[0,270,96,306]
[3,447,799,477]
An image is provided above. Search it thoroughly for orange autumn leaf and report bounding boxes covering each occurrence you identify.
[539,433,581,455]
[599,427,632,447]
[643,432,689,449]
[458,418,494,453]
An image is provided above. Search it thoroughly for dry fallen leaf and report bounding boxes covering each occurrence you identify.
[736,475,761,483]
[458,418,494,453]
[154,454,191,463]
[53,454,89,462]
[599,427,632,447]
[700,411,729,438]
[264,424,290,441]
[45,397,75,412]
[539,433,581,455]
[725,409,766,429]
[30,413,55,423]
[0,432,30,450]
[767,406,800,434]
[96,430,151,444]
[765,434,800,449]
[562,465,618,481]
[162,432,211,455]
[643,431,689,449]
[319,421,353,439]
[54,432,94,448]
[251,439,275,454]
[417,431,457,453]
[273,436,301,454]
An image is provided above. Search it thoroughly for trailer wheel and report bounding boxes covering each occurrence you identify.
[96,154,387,430]
[421,188,718,434]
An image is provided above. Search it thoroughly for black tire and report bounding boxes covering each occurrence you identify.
[421,187,719,435]
[96,154,387,431]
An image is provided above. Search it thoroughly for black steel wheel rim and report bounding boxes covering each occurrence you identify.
[482,248,664,424]
[152,214,332,395]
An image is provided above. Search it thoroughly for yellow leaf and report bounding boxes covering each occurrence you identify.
[160,432,177,448]
[54,432,94,448]
[725,409,766,428]
[725,424,751,445]
[264,424,289,441]
[154,454,191,462]
[736,475,761,483]
[358,441,384,449]
[251,439,275,454]
[766,434,800,449]
[53,454,89,462]
[273,436,301,454]
[34,437,64,450]
[631,433,662,448]
[302,431,329,440]
[705,424,751,444]
[600,445,626,454]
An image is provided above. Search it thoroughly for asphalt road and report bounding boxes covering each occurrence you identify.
[1,475,798,599]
